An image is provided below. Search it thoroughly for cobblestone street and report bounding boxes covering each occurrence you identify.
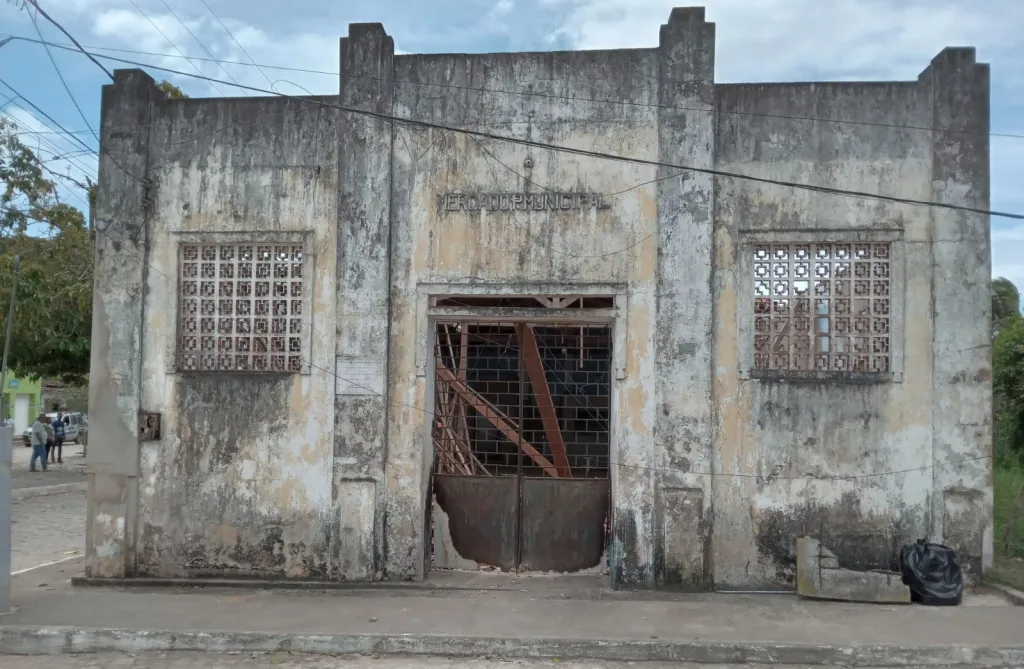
[11,490,86,573]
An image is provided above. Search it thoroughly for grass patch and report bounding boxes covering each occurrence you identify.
[990,466,1024,590]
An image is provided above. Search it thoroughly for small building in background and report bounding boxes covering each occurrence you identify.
[1,373,42,434]
[84,7,992,590]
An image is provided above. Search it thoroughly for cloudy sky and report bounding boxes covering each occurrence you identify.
[1,0,1021,288]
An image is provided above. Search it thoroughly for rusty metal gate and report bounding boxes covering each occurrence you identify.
[432,321,611,572]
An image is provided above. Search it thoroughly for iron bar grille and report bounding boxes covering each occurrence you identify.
[178,243,304,372]
[753,242,891,373]
[433,322,611,479]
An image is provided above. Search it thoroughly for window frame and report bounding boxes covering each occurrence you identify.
[737,228,904,383]
[170,231,315,376]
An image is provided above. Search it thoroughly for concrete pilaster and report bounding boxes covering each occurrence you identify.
[921,48,992,579]
[336,24,396,580]
[86,70,160,578]
[651,7,717,589]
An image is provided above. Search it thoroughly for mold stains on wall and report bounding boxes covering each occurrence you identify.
[174,376,291,476]
[753,491,920,585]
[89,13,991,589]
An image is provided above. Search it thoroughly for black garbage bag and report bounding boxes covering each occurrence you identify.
[898,539,963,606]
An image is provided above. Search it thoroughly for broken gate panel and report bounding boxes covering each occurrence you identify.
[434,474,518,570]
[519,478,610,572]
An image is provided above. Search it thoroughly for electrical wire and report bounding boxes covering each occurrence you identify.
[0,108,97,178]
[38,50,1024,222]
[6,138,984,484]
[469,134,661,259]
[0,78,143,185]
[28,8,100,145]
[198,0,275,89]
[124,0,226,97]
[0,109,95,207]
[0,15,1000,487]
[156,0,249,96]
[18,192,984,483]
[11,35,1024,141]
[0,77,94,155]
[301,354,990,483]
[23,0,113,80]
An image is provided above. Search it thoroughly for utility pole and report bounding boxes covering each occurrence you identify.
[1,255,19,615]
[1,254,20,397]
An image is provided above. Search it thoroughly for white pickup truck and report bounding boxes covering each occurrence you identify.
[21,411,87,446]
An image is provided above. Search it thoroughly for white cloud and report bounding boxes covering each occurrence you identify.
[489,0,515,18]
[543,0,1024,284]
[544,0,1022,82]
[993,224,1024,291]
[5,0,1021,285]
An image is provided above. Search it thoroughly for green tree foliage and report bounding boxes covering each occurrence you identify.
[993,277,1022,333]
[157,80,189,100]
[994,277,1024,468]
[0,117,92,384]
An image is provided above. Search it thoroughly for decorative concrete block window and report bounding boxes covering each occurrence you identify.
[177,239,311,373]
[738,231,904,382]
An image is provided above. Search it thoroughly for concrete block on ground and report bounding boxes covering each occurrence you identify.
[797,536,910,604]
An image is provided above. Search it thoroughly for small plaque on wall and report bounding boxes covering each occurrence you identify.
[139,411,161,441]
[335,356,385,396]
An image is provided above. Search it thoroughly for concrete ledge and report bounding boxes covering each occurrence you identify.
[1,627,1024,666]
[11,482,87,501]
[71,576,484,592]
[987,583,1024,606]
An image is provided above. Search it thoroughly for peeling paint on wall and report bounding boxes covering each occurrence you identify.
[87,9,991,589]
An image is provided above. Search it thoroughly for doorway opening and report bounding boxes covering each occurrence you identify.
[429,320,612,573]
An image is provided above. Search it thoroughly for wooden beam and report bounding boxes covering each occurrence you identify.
[436,365,559,478]
[517,324,572,478]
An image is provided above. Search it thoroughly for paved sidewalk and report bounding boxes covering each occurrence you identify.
[0,653,949,669]
[1,565,1023,665]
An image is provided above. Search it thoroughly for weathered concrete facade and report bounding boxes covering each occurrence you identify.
[86,7,992,589]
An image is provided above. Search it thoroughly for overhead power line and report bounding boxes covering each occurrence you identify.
[42,49,1024,222]
[198,0,275,89]
[0,77,143,186]
[23,0,113,80]
[1,110,94,211]
[156,0,248,96]
[0,107,97,178]
[11,35,1024,141]
[0,78,94,156]
[28,8,100,146]
[124,0,226,97]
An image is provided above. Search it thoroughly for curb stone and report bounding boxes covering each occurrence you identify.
[11,482,87,501]
[1,627,1024,666]
[987,583,1024,606]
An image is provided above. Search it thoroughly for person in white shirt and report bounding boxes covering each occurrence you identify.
[30,414,48,472]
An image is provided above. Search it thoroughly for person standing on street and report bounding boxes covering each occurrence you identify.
[43,415,55,463]
[51,411,66,464]
[30,413,48,472]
